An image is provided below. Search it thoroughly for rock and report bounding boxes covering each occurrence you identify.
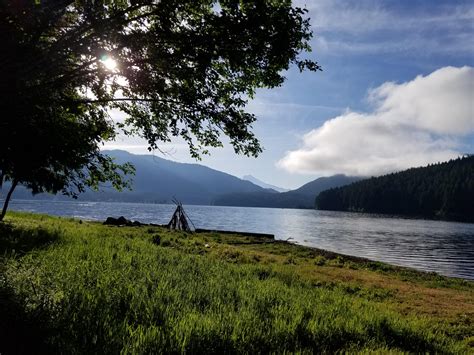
[104,216,132,226]
[103,217,118,225]
[103,217,149,227]
[117,216,129,225]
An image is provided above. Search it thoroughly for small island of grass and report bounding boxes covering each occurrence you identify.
[1,212,473,353]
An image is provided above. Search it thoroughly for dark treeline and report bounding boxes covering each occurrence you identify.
[315,156,474,222]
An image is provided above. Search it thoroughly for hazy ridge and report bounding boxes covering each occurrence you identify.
[6,150,358,208]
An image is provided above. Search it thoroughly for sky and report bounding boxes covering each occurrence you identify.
[104,0,474,190]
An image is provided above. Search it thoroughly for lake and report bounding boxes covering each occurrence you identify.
[6,199,474,280]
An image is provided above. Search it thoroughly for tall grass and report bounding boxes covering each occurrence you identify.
[0,213,471,353]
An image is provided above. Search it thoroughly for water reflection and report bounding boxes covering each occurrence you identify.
[7,199,474,280]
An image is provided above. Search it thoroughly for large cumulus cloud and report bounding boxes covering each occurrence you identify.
[278,66,474,176]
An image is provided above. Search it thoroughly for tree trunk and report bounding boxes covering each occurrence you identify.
[0,179,18,222]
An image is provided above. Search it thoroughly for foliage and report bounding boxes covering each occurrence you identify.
[315,156,474,222]
[1,213,472,353]
[0,0,320,214]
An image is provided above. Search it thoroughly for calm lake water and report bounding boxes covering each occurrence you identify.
[6,199,474,280]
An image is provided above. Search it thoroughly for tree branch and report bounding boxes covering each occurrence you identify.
[70,97,176,104]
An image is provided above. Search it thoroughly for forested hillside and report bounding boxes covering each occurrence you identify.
[315,156,474,222]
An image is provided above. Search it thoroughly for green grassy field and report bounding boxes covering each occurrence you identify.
[1,212,473,354]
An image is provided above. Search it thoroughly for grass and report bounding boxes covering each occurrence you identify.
[0,211,473,353]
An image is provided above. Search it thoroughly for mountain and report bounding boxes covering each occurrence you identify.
[214,175,362,209]
[242,175,289,192]
[315,156,474,222]
[6,150,361,210]
[7,150,268,205]
[291,174,363,196]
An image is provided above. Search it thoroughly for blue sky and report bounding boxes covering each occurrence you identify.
[106,0,474,189]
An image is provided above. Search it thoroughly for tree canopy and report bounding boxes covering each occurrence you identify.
[0,0,320,220]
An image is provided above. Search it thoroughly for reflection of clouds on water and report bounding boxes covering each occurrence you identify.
[8,199,474,280]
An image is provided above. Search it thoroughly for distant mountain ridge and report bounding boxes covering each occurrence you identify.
[214,175,363,209]
[7,150,267,205]
[242,175,289,193]
[81,150,269,204]
[6,150,361,209]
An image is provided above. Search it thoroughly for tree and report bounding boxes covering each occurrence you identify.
[0,0,320,221]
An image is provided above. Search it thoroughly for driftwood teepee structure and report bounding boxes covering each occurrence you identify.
[167,200,194,232]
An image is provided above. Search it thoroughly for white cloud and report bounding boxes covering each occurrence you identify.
[296,0,474,55]
[246,98,344,119]
[299,0,474,34]
[297,0,392,34]
[368,66,474,135]
[313,33,474,56]
[278,66,474,176]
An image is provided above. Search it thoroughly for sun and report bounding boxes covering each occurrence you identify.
[100,55,117,71]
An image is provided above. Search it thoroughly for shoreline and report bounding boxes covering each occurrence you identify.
[4,207,474,281]
[3,211,473,285]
